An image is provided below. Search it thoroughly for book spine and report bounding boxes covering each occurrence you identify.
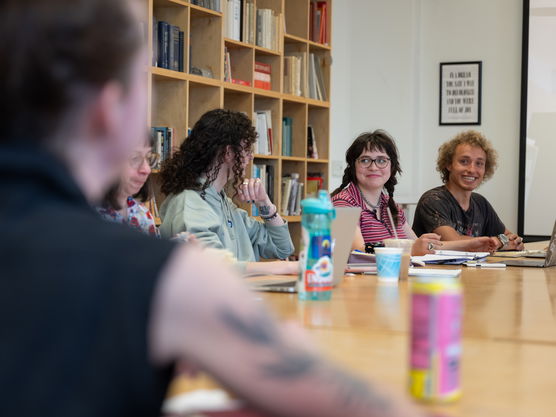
[178,31,184,72]
[152,17,158,66]
[233,0,241,41]
[159,22,170,69]
[256,10,262,47]
[170,25,180,71]
[254,61,271,73]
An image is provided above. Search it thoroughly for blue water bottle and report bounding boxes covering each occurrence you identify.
[298,190,336,301]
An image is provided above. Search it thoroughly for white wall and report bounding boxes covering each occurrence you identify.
[330,0,420,202]
[331,0,523,232]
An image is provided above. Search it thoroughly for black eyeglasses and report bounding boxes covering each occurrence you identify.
[356,157,391,169]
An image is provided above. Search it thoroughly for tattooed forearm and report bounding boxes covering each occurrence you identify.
[321,364,392,414]
[219,306,393,415]
[219,306,277,345]
[219,306,316,378]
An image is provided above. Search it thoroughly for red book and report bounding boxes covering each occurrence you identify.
[317,2,327,44]
[232,78,251,86]
[254,61,271,74]
[254,70,271,90]
[254,79,271,90]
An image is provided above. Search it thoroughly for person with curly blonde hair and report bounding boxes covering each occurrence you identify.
[413,130,524,251]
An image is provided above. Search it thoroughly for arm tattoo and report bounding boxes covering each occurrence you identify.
[219,306,392,413]
[258,205,271,216]
[322,365,392,412]
[219,306,316,378]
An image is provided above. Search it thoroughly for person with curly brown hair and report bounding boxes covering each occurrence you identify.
[159,109,296,275]
[413,130,524,251]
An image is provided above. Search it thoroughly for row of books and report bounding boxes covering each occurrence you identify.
[191,0,221,12]
[254,110,273,155]
[151,126,175,169]
[308,53,327,101]
[307,126,319,159]
[281,120,319,159]
[310,1,329,45]
[224,0,255,44]
[251,163,275,216]
[254,61,271,90]
[152,20,185,72]
[283,52,327,100]
[284,53,305,97]
[223,54,271,88]
[250,169,325,217]
[256,8,280,51]
[281,117,293,156]
[249,171,325,217]
[281,174,303,216]
[223,47,252,86]
[306,173,324,196]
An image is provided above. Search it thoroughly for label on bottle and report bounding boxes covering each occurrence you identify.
[302,233,333,292]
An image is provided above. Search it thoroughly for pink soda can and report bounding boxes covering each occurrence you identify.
[409,277,462,402]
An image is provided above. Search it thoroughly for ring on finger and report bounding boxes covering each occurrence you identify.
[428,242,434,251]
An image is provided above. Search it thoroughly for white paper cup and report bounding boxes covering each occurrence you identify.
[384,239,414,280]
[375,247,403,282]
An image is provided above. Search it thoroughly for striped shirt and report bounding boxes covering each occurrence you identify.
[332,182,408,243]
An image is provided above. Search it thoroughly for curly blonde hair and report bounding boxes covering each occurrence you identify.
[437,130,498,184]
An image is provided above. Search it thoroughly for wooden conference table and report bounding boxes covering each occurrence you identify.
[168,243,556,417]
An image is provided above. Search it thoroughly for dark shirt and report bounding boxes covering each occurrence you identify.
[0,142,176,417]
[412,185,505,237]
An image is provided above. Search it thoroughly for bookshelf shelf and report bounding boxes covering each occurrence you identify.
[147,0,332,253]
[254,154,280,160]
[284,33,308,45]
[189,3,222,17]
[223,82,253,94]
[224,38,254,50]
[282,156,306,162]
[284,216,302,223]
[307,99,329,109]
[153,0,189,8]
[253,89,281,99]
[188,73,221,87]
[151,67,188,81]
[307,39,331,51]
[253,45,281,56]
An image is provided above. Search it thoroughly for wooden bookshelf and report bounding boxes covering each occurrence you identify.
[147,0,332,253]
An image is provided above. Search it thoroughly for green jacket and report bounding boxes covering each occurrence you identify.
[159,186,294,262]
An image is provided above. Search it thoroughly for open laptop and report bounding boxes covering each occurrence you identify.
[502,220,556,268]
[249,207,361,292]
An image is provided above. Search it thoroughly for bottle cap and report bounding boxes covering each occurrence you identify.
[301,190,336,217]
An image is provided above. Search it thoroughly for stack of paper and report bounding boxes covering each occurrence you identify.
[412,250,490,265]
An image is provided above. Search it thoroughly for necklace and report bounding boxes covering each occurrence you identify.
[357,186,381,212]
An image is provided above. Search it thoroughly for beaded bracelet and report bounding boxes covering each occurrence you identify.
[261,210,279,221]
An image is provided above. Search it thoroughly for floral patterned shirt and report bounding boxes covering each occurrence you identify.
[97,197,160,238]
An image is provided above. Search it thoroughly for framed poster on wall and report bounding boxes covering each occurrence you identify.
[439,61,482,125]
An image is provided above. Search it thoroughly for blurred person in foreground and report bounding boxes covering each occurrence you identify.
[0,1,424,417]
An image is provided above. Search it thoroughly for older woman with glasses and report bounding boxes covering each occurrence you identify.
[332,130,497,255]
[97,135,161,237]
